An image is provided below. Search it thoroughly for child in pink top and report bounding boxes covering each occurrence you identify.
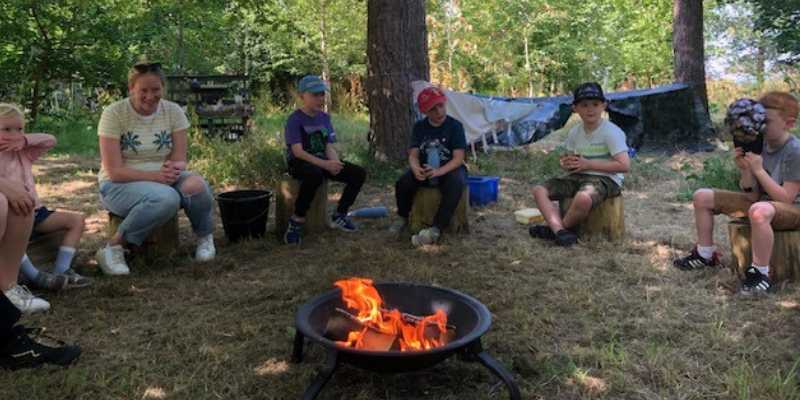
[0,103,89,298]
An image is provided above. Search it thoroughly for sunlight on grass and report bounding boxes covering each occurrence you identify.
[143,386,167,399]
[254,358,290,377]
[568,368,608,396]
[777,300,800,310]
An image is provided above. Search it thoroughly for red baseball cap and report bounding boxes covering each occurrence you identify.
[417,86,447,113]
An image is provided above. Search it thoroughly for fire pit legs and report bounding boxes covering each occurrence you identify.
[302,348,339,400]
[463,340,521,400]
[292,330,305,362]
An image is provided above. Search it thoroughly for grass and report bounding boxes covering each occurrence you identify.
[4,142,800,400]
[7,105,800,398]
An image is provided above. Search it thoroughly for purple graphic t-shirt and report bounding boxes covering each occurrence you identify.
[284,109,337,160]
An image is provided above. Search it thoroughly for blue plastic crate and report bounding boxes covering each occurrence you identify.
[467,175,499,206]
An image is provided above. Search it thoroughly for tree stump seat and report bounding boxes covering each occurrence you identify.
[107,212,179,259]
[559,194,624,241]
[409,186,469,234]
[27,230,66,267]
[274,177,329,239]
[728,220,800,283]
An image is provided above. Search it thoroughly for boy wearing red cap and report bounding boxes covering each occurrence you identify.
[391,86,467,247]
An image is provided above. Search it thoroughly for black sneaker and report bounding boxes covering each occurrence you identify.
[529,225,557,240]
[0,326,81,370]
[283,218,304,245]
[739,266,772,295]
[673,247,721,271]
[555,229,578,247]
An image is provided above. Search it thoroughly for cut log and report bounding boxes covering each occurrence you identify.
[107,212,179,261]
[274,178,329,239]
[728,220,800,283]
[409,186,469,234]
[559,194,624,241]
[27,230,66,267]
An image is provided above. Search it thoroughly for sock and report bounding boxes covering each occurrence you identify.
[19,254,40,281]
[53,246,77,274]
[697,245,715,261]
[752,264,769,276]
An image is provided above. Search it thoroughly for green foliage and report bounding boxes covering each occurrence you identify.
[28,113,99,156]
[189,110,375,188]
[677,155,740,200]
[625,156,676,191]
[744,0,800,64]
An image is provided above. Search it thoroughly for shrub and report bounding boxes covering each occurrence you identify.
[677,154,739,200]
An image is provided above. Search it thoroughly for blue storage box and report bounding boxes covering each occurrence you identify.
[467,175,499,206]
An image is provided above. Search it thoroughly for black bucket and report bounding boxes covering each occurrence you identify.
[216,190,272,243]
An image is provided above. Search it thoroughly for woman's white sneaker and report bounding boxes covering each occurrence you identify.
[95,245,130,275]
[4,285,50,314]
[195,234,216,262]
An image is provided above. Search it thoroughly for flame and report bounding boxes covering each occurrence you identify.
[333,278,451,351]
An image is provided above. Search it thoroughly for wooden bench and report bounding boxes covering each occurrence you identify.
[409,186,469,234]
[274,178,329,239]
[558,194,624,241]
[728,220,800,283]
[107,212,180,260]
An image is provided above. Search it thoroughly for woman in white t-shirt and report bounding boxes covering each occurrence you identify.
[95,62,216,275]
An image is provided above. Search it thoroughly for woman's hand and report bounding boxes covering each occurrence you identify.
[156,164,181,185]
[0,134,26,152]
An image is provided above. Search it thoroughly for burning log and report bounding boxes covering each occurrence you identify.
[330,307,455,351]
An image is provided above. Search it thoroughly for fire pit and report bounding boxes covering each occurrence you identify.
[292,281,521,399]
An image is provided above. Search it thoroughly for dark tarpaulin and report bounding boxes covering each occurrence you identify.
[479,83,706,151]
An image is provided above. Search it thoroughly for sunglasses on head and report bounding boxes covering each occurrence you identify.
[133,62,162,73]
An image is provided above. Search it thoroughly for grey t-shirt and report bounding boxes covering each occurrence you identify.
[757,135,800,204]
[564,119,629,186]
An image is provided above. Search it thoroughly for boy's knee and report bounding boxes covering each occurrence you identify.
[72,212,86,231]
[532,185,548,196]
[693,189,714,209]
[573,191,594,208]
[748,202,775,225]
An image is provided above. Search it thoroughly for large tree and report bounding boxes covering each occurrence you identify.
[672,0,714,140]
[366,0,430,162]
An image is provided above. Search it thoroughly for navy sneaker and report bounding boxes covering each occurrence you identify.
[739,266,772,295]
[529,225,557,240]
[284,218,304,245]
[673,247,721,271]
[555,229,578,247]
[331,213,357,232]
[0,326,81,370]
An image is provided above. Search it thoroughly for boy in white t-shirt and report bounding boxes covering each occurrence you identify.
[530,82,630,246]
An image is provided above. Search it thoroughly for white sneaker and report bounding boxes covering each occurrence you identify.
[4,285,50,314]
[95,244,130,276]
[195,234,216,262]
[411,227,441,247]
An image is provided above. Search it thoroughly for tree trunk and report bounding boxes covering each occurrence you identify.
[672,0,714,140]
[366,0,430,162]
[319,0,331,112]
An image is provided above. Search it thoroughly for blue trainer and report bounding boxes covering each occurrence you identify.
[284,218,304,245]
[331,213,357,232]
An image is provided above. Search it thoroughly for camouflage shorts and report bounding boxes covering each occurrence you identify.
[542,174,621,209]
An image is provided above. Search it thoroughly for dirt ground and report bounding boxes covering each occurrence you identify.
[2,149,799,400]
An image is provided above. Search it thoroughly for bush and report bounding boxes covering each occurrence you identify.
[677,154,739,201]
[28,112,99,156]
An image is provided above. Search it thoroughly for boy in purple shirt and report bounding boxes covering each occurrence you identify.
[283,75,366,245]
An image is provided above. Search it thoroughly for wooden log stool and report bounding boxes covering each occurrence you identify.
[107,212,180,260]
[27,231,66,267]
[728,219,800,283]
[558,194,624,241]
[409,186,469,234]
[274,178,329,239]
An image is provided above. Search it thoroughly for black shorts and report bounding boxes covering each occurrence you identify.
[29,207,54,240]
